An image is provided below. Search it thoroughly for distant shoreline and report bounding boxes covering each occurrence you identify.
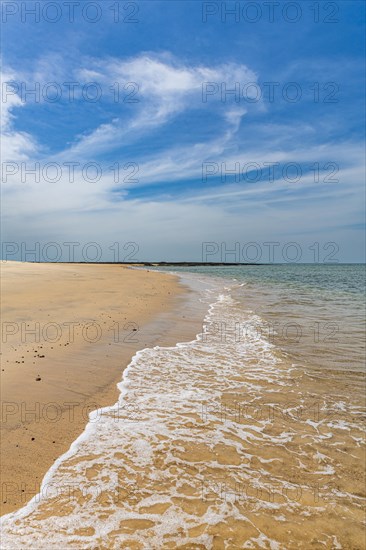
[2,261,362,266]
[3,261,261,266]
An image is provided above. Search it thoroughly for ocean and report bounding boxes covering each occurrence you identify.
[1,265,365,549]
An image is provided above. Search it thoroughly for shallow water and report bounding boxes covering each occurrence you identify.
[1,266,365,549]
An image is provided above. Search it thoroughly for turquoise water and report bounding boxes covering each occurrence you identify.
[156,264,366,373]
[155,263,365,297]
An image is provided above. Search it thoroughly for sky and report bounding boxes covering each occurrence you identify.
[1,0,365,262]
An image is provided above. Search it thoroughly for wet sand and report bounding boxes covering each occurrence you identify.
[0,261,203,516]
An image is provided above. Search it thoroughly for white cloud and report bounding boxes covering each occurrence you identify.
[1,53,259,161]
[68,54,258,157]
[1,54,364,262]
[1,69,40,161]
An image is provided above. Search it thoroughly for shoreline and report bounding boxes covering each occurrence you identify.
[1,264,364,548]
[0,261,205,516]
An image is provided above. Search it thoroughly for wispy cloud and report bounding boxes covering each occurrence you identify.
[1,69,40,160]
[1,47,364,261]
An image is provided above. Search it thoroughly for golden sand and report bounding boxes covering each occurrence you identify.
[0,261,189,515]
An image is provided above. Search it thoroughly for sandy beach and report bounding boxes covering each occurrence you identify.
[0,261,200,516]
[1,264,364,548]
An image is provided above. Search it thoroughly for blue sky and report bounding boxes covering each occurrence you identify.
[1,0,365,262]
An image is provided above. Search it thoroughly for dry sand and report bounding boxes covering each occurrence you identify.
[0,261,199,516]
